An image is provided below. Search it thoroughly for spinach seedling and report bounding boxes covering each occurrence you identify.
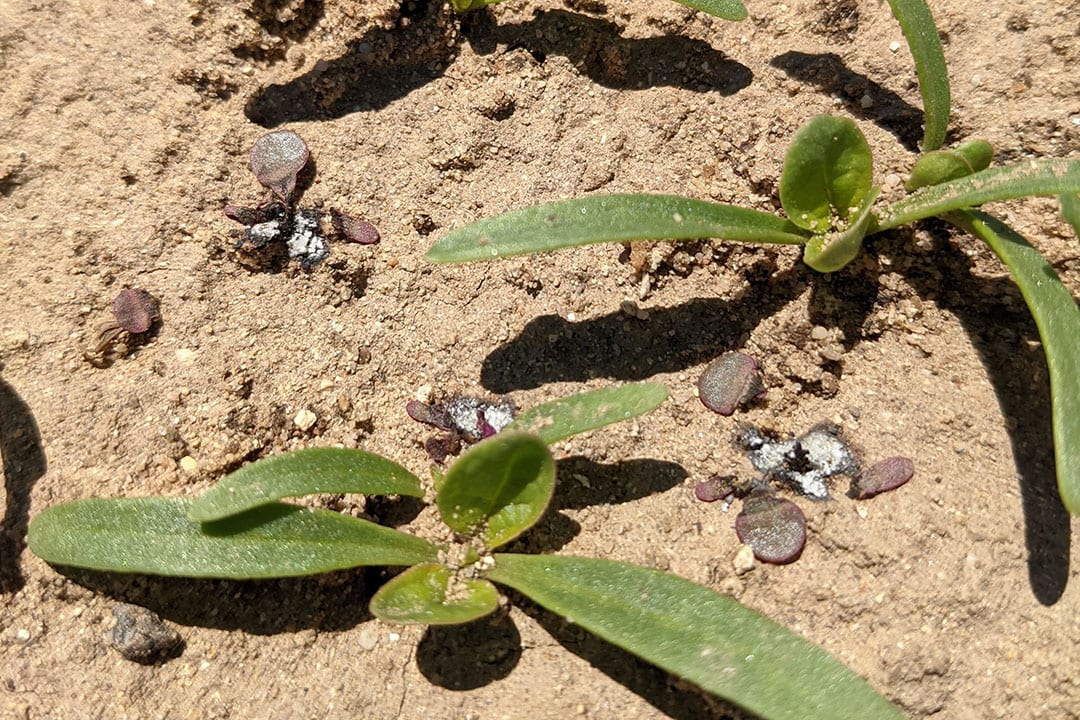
[427,125,1080,516]
[28,383,903,720]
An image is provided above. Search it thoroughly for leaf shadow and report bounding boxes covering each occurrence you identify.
[480,258,803,392]
[0,372,46,593]
[55,565,375,633]
[461,8,752,95]
[894,222,1071,604]
[244,3,750,127]
[770,51,924,152]
[415,609,522,690]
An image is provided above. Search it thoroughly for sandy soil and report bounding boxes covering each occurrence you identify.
[2,0,1079,718]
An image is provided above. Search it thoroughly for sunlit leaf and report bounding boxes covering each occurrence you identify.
[188,448,424,522]
[875,158,1080,231]
[1061,192,1080,241]
[488,554,904,720]
[505,383,668,444]
[780,116,874,234]
[945,210,1080,515]
[427,195,808,263]
[370,563,500,624]
[885,0,951,151]
[29,498,439,578]
[905,139,994,191]
[669,0,747,21]
[436,433,555,549]
[802,187,880,272]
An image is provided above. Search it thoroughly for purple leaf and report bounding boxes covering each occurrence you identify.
[112,289,160,334]
[735,488,806,564]
[698,352,765,416]
[848,456,914,499]
[331,211,380,245]
[248,131,309,202]
[406,400,454,432]
[694,475,737,503]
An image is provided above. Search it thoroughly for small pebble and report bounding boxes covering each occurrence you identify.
[293,409,317,432]
[179,456,198,474]
[111,604,182,663]
[733,545,756,575]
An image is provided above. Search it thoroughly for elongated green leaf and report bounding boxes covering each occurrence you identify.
[506,383,668,444]
[436,433,555,549]
[885,0,950,151]
[29,498,440,578]
[427,195,808,263]
[905,139,994,192]
[779,116,874,234]
[188,448,424,522]
[944,210,1080,515]
[802,187,880,273]
[1061,192,1080,240]
[488,554,904,720]
[876,159,1080,231]
[370,563,500,624]
[669,0,747,21]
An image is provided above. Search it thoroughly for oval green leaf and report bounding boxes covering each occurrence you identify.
[505,383,668,445]
[780,116,874,234]
[427,195,808,264]
[669,0,747,21]
[802,187,880,273]
[29,498,440,578]
[436,433,555,549]
[488,554,904,720]
[188,448,424,523]
[885,0,951,151]
[945,210,1080,515]
[905,140,994,192]
[370,563,500,625]
[876,158,1080,231]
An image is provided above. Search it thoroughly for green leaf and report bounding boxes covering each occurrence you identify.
[1061,192,1080,240]
[370,563,500,625]
[426,195,808,264]
[436,433,555,549]
[189,448,424,522]
[876,159,1080,231]
[779,116,874,234]
[488,554,904,720]
[944,210,1080,515]
[505,383,669,445]
[668,0,747,21]
[449,0,503,11]
[29,498,440,578]
[885,0,951,151]
[802,187,880,273]
[905,139,994,192]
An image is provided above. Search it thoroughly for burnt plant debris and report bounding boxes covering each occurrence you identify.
[407,394,517,463]
[84,288,161,367]
[225,130,380,270]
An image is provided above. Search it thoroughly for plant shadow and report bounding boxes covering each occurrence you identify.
[770,51,924,152]
[245,3,750,127]
[55,565,375,633]
[894,222,1071,604]
[0,372,46,594]
[481,257,805,392]
[416,609,522,690]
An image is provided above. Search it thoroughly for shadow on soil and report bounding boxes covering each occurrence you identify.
[245,3,750,126]
[770,51,925,152]
[0,372,46,594]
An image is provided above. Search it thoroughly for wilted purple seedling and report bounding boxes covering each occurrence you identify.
[85,288,161,367]
[408,395,516,462]
[331,210,381,245]
[734,486,807,564]
[739,424,856,499]
[112,288,160,334]
[694,474,739,503]
[698,352,765,416]
[249,130,309,203]
[848,456,914,499]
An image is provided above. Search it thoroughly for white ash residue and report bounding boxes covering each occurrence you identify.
[741,425,857,499]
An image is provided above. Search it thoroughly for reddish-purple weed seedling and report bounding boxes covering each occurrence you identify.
[86,288,161,366]
[249,130,309,203]
[848,456,915,499]
[698,352,765,416]
[734,486,807,564]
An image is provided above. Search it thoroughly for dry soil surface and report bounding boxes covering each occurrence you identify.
[1,0,1079,718]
